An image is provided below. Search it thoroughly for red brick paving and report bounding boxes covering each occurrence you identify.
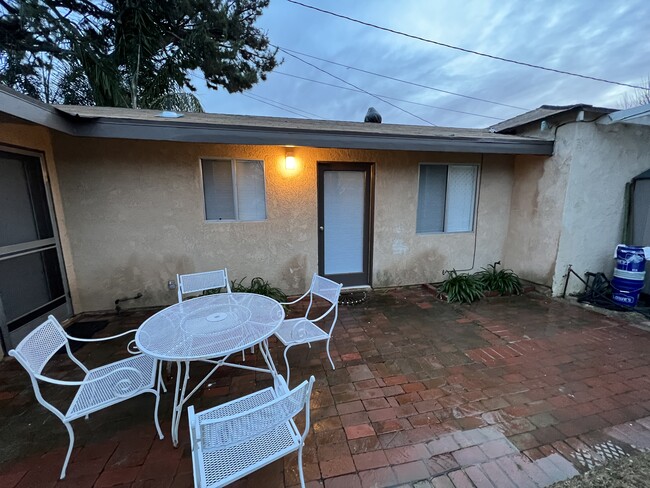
[2,287,650,486]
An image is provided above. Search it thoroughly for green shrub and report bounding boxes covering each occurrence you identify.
[474,261,523,296]
[204,276,288,303]
[438,269,484,304]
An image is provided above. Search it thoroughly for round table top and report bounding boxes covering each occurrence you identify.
[135,293,285,361]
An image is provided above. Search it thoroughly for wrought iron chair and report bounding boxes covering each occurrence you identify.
[274,274,343,386]
[9,315,163,479]
[175,267,253,367]
[188,376,315,488]
[177,268,232,302]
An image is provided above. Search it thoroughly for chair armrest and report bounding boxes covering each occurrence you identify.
[35,366,147,397]
[310,302,337,323]
[64,328,137,343]
[280,289,310,306]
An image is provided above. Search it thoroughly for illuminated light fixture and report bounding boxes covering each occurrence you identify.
[285,148,297,170]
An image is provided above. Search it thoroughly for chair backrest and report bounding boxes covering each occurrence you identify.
[193,376,315,451]
[310,274,343,305]
[177,268,231,302]
[9,315,68,375]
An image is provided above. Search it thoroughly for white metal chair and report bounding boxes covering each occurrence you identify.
[8,315,163,479]
[275,274,343,386]
[188,376,315,488]
[177,268,232,302]
[175,267,252,366]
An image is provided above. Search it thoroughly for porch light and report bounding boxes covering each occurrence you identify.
[285,148,297,170]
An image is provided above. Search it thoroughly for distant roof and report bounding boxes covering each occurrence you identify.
[0,83,553,155]
[597,103,650,127]
[490,104,615,133]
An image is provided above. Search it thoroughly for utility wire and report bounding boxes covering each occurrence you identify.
[278,47,436,126]
[274,71,506,121]
[244,92,325,119]
[241,93,311,119]
[286,0,650,91]
[279,46,529,111]
[191,72,319,119]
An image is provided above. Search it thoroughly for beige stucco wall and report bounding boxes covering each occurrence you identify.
[50,134,516,312]
[552,122,650,295]
[502,139,572,286]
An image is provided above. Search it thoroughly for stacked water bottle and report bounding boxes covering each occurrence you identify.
[612,245,648,307]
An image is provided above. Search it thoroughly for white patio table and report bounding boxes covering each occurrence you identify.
[135,293,285,446]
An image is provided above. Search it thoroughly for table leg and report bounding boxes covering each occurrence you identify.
[259,339,286,392]
[172,361,192,447]
[170,361,182,446]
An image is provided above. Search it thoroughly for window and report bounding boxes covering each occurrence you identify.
[201,159,267,221]
[416,164,478,233]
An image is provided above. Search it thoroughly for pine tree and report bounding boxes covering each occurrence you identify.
[0,0,278,111]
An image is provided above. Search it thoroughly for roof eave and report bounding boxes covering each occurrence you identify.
[68,117,553,155]
[0,84,553,155]
[0,84,77,133]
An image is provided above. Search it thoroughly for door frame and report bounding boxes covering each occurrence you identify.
[0,143,72,351]
[317,162,375,287]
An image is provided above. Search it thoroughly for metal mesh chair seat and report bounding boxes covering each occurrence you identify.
[66,354,157,419]
[274,318,329,346]
[188,378,315,488]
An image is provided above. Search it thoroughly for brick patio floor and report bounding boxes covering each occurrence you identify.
[2,287,650,487]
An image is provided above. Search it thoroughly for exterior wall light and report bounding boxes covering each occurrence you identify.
[285,148,297,170]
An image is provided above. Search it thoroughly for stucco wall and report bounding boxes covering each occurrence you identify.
[51,134,515,312]
[552,122,650,295]
[374,153,514,286]
[502,133,573,286]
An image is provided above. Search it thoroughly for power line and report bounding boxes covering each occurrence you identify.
[278,47,437,126]
[244,92,325,119]
[279,46,529,111]
[241,93,312,119]
[286,0,650,91]
[191,72,320,119]
[274,71,506,121]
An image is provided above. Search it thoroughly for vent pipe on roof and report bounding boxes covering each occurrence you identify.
[364,107,382,123]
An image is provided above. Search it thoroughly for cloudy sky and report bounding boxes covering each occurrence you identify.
[192,0,650,128]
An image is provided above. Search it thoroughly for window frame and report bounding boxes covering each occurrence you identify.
[199,157,268,223]
[416,162,480,235]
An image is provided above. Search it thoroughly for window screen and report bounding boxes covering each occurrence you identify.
[416,164,478,233]
[201,159,266,221]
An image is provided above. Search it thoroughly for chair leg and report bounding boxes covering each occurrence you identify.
[60,421,75,479]
[297,443,306,488]
[283,345,293,388]
[326,337,335,370]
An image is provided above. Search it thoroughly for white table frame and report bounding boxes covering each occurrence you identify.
[136,293,285,446]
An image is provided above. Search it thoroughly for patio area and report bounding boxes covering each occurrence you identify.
[2,286,650,488]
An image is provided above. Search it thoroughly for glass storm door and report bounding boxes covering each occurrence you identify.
[318,163,373,287]
[0,147,70,351]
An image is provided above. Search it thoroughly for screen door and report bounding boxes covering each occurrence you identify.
[0,147,70,351]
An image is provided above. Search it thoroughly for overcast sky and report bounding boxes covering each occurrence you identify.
[192,0,650,128]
